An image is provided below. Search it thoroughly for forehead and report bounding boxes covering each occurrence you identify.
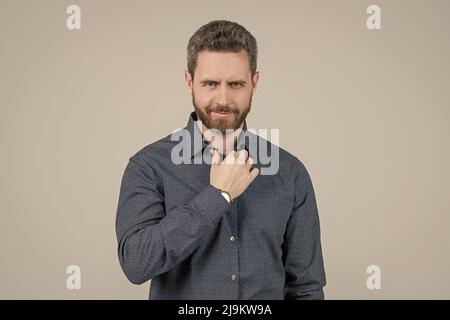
[195,49,251,79]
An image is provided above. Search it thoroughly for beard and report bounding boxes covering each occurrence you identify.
[192,94,252,135]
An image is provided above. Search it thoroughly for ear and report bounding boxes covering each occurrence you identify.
[251,71,260,95]
[184,70,193,95]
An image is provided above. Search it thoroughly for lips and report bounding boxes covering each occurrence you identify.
[212,111,232,117]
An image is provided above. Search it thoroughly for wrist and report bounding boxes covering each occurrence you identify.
[212,185,233,203]
[219,189,233,203]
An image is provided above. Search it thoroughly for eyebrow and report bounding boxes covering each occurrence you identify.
[200,79,247,85]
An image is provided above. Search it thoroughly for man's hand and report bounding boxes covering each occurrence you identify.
[210,149,259,201]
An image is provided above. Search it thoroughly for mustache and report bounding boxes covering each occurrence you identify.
[207,106,235,113]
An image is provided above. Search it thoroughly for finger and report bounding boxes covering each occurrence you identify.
[237,149,248,164]
[245,156,254,169]
[224,150,237,164]
[210,149,220,165]
[248,167,259,182]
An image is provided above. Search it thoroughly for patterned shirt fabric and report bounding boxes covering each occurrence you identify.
[115,111,326,299]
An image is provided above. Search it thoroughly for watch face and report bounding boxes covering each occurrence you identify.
[221,192,231,203]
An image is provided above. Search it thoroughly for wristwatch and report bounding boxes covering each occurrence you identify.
[218,189,233,203]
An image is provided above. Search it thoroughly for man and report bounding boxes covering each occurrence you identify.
[115,20,326,299]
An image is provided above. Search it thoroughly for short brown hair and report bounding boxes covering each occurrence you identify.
[187,20,258,78]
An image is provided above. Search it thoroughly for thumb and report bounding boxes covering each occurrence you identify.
[210,148,220,165]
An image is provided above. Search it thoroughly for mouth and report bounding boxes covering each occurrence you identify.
[211,111,233,117]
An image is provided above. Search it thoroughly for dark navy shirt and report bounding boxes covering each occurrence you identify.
[115,111,326,299]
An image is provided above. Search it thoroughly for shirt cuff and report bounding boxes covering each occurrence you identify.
[193,184,231,226]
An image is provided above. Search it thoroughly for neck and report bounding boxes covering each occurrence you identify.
[196,120,244,157]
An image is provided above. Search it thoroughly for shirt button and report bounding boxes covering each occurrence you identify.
[230,235,235,242]
[231,274,237,281]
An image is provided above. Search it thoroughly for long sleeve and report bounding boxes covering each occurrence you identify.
[115,156,230,285]
[282,159,326,300]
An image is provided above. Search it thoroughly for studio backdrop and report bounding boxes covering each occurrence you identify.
[1,0,449,299]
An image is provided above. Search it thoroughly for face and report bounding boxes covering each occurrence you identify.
[185,49,259,135]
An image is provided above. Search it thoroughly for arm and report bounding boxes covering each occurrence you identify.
[115,156,230,285]
[283,159,326,300]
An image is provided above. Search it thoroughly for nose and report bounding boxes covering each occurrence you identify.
[217,83,229,107]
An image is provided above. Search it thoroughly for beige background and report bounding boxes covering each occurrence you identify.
[1,0,449,299]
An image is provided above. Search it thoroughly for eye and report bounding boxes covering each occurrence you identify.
[206,81,217,88]
[231,82,243,88]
